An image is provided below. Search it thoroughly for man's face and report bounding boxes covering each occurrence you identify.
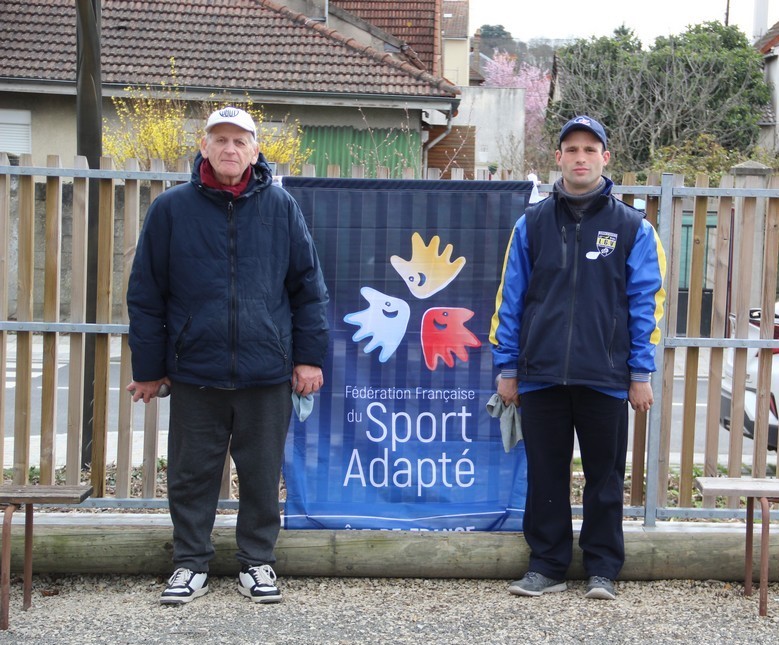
[555,129,610,195]
[200,123,259,186]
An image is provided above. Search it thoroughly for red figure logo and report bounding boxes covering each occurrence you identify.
[420,307,481,370]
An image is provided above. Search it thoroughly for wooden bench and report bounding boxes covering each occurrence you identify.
[695,477,779,617]
[0,485,92,630]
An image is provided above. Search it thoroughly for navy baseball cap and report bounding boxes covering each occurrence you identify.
[559,115,607,150]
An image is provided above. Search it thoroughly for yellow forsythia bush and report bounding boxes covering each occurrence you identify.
[104,59,312,173]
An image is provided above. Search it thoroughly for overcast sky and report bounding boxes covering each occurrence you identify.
[468,0,779,46]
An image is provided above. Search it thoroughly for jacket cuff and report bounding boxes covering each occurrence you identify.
[630,372,651,382]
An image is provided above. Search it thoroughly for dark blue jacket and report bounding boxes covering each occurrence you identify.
[127,153,329,388]
[489,178,666,391]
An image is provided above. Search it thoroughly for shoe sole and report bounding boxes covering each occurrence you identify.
[509,582,567,597]
[160,586,209,605]
[238,586,282,604]
[585,587,616,600]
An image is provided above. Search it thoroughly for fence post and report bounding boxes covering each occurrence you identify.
[644,172,676,526]
[115,158,141,497]
[626,173,647,506]
[677,173,710,505]
[90,156,116,497]
[702,173,734,506]
[727,162,770,495]
[0,154,9,473]
[139,159,166,499]
[39,155,63,484]
[66,156,90,484]
[658,173,686,509]
[753,172,779,476]
[13,155,35,484]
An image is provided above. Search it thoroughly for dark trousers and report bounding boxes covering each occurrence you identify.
[520,385,628,580]
[167,381,292,572]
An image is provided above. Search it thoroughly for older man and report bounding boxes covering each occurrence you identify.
[127,107,329,605]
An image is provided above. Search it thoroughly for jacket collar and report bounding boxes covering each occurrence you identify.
[192,151,273,197]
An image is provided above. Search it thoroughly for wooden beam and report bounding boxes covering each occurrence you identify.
[0,519,776,582]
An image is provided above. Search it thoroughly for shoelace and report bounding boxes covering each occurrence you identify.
[247,565,276,586]
[168,568,194,587]
[590,576,611,585]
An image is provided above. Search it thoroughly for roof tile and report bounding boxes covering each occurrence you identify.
[0,0,457,100]
[330,0,440,71]
[442,0,468,39]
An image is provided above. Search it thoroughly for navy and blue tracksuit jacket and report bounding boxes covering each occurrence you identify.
[489,178,666,394]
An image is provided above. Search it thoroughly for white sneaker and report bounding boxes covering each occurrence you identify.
[238,564,282,603]
[160,568,209,605]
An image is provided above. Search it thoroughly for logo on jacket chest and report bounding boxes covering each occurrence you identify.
[585,230,618,260]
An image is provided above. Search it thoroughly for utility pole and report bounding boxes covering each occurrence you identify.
[75,0,101,468]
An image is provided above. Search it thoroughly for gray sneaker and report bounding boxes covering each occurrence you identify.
[585,575,616,600]
[509,571,567,596]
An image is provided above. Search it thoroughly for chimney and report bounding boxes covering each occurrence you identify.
[472,28,481,63]
[754,0,769,41]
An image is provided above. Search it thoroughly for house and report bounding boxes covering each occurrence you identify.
[468,29,488,87]
[0,0,459,177]
[754,21,779,152]
[325,0,480,178]
[417,2,524,179]
[442,0,469,86]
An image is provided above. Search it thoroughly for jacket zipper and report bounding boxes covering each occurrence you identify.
[562,222,581,382]
[561,226,567,269]
[228,201,238,385]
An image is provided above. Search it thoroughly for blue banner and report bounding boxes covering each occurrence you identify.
[281,177,532,532]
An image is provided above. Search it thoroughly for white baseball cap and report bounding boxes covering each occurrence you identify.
[205,106,257,139]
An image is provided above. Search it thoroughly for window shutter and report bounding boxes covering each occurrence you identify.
[0,110,32,155]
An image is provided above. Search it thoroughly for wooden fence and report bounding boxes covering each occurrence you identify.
[1,154,778,524]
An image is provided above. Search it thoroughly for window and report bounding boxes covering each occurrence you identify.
[0,109,32,155]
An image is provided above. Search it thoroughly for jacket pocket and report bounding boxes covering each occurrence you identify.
[518,312,538,374]
[174,315,193,369]
[606,316,617,369]
[252,301,291,366]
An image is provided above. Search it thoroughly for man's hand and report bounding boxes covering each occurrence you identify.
[497,376,520,407]
[292,364,324,397]
[629,381,653,412]
[126,377,171,404]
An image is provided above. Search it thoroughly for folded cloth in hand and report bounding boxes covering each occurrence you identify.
[291,392,314,422]
[485,393,522,452]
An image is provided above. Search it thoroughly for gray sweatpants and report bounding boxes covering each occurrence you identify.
[166,381,292,572]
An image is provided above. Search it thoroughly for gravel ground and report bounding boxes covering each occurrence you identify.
[0,575,777,644]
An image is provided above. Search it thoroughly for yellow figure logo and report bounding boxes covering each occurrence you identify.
[390,232,466,299]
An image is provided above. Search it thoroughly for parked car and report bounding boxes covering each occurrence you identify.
[720,302,779,451]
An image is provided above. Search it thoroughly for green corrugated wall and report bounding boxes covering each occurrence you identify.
[301,125,422,178]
